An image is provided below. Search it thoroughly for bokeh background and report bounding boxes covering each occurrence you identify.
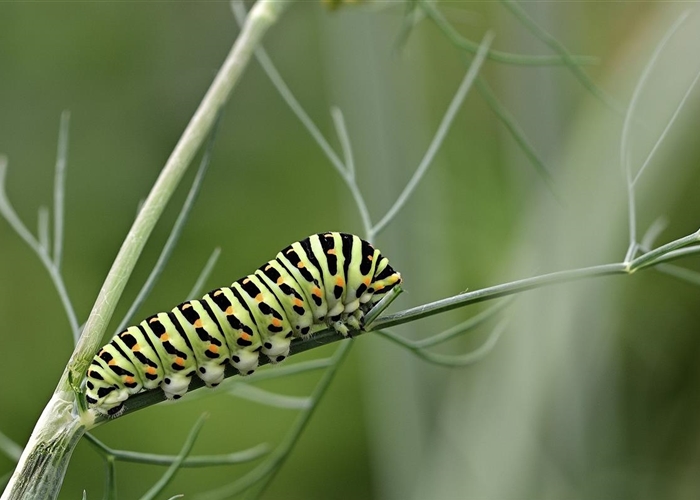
[2,1,700,498]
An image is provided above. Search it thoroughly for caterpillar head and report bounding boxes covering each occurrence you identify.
[85,359,132,416]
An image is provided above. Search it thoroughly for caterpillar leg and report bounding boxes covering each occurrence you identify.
[262,336,291,363]
[160,374,192,400]
[231,349,259,376]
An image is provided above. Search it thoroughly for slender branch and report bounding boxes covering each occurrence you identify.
[68,0,291,385]
[372,31,493,236]
[53,110,70,269]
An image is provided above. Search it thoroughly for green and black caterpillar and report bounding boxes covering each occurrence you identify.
[85,232,402,415]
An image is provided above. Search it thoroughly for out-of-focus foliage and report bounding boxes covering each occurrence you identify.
[1,1,700,499]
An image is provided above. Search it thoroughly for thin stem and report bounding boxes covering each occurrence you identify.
[84,432,268,467]
[229,384,311,410]
[415,297,513,348]
[68,0,291,384]
[376,318,508,367]
[629,230,700,271]
[331,107,373,238]
[53,110,70,269]
[372,31,493,236]
[115,114,221,335]
[641,217,668,252]
[363,286,404,330]
[103,456,116,500]
[475,76,556,194]
[139,414,208,500]
[0,158,80,342]
[420,0,599,67]
[632,63,700,186]
[186,247,222,300]
[620,11,689,256]
[38,206,50,251]
[374,263,627,329]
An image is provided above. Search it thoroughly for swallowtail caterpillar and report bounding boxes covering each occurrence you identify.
[85,232,402,415]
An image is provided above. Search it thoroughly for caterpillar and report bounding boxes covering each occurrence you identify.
[85,232,402,416]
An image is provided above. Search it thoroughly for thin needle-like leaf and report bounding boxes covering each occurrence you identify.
[655,264,700,287]
[415,297,513,348]
[53,110,70,269]
[115,114,222,335]
[231,0,346,177]
[621,11,690,262]
[195,342,351,500]
[377,319,506,367]
[85,432,269,467]
[0,157,80,341]
[186,247,222,300]
[475,77,557,195]
[632,64,700,186]
[37,206,50,251]
[372,31,493,236]
[330,107,373,238]
[363,286,404,330]
[0,430,22,462]
[139,414,208,500]
[499,0,618,111]
[641,217,669,252]
[103,456,116,500]
[229,383,311,410]
[231,1,376,237]
[421,0,598,67]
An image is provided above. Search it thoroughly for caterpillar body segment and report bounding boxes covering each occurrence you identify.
[85,232,402,416]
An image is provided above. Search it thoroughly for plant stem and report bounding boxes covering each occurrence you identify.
[1,3,289,498]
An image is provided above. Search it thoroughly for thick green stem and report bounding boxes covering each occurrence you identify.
[1,2,289,498]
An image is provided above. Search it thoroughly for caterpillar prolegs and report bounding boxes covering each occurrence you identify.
[85,232,402,415]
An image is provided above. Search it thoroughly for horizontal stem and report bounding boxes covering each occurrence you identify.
[373,263,627,329]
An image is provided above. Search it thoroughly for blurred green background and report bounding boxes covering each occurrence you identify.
[2,1,700,499]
